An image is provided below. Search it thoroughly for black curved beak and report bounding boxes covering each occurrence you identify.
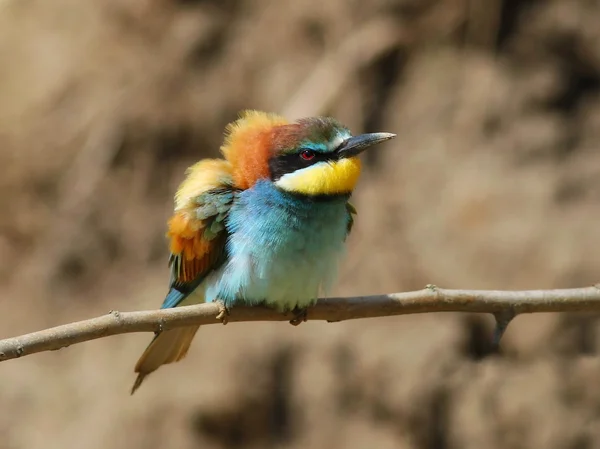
[337,132,396,158]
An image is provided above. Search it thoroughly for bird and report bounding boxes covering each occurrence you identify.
[131,110,395,394]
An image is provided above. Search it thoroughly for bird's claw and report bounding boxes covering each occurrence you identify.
[289,307,308,326]
[216,301,230,325]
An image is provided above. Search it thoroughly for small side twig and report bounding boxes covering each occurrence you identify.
[1,286,600,362]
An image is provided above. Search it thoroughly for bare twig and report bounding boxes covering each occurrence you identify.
[1,285,600,362]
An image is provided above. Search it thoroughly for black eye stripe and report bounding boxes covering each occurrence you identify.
[269,149,339,181]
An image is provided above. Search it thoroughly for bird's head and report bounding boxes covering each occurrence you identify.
[221,110,395,197]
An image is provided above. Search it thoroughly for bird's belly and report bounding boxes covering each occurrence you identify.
[205,184,350,311]
[236,244,341,311]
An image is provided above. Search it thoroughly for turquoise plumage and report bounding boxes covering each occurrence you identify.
[131,110,395,393]
[206,179,351,310]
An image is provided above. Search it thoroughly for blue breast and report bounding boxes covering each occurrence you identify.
[204,180,351,311]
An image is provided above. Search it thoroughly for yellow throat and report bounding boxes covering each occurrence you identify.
[274,157,362,196]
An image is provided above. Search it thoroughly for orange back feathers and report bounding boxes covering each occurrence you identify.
[168,159,234,282]
[220,110,288,189]
[167,111,290,283]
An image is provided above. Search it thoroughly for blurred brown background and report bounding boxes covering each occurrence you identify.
[2,0,600,448]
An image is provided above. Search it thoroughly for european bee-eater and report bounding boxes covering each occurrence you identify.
[131,110,395,393]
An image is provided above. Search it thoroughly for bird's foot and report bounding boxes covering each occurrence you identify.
[289,307,308,326]
[216,300,230,325]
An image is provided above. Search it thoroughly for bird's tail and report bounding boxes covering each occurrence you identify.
[131,325,200,395]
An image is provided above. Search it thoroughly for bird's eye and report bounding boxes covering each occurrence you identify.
[300,149,315,161]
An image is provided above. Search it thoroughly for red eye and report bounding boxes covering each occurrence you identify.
[300,150,315,161]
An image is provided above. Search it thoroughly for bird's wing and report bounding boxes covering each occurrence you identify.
[161,187,236,309]
[345,201,358,238]
[132,162,237,393]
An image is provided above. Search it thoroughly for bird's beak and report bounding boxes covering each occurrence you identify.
[337,132,396,158]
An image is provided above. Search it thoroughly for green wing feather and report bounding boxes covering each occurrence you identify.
[163,187,236,308]
[346,201,357,237]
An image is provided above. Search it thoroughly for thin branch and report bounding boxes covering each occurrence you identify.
[1,285,600,362]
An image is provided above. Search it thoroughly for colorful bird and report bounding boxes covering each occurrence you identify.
[131,110,395,394]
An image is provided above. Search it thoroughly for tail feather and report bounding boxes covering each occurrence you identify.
[131,325,200,395]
